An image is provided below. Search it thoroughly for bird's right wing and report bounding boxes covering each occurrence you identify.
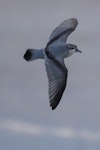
[47,18,78,47]
[45,52,68,110]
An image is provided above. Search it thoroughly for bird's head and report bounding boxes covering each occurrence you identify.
[67,44,82,56]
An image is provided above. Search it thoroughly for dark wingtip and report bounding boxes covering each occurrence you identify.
[50,103,57,110]
[51,106,56,110]
[23,49,32,61]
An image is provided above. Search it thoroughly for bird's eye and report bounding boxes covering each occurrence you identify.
[71,47,74,49]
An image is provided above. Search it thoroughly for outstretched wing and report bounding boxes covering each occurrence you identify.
[47,18,78,47]
[45,52,68,110]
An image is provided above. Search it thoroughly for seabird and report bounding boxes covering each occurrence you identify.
[24,18,82,110]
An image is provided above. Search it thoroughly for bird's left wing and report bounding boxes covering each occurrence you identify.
[47,18,78,47]
[44,52,68,110]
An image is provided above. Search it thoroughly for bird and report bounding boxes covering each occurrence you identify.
[23,18,82,110]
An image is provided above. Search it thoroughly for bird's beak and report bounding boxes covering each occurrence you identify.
[76,49,82,53]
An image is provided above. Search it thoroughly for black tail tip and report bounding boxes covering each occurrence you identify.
[23,49,32,61]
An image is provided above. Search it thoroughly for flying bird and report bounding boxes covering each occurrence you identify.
[24,18,82,110]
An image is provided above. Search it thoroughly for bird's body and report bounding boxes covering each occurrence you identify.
[24,18,82,110]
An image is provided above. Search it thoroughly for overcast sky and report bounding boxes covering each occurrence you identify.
[0,0,100,150]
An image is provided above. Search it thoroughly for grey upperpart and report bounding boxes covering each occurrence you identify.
[23,18,82,110]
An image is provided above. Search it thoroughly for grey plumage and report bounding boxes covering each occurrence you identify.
[24,18,82,110]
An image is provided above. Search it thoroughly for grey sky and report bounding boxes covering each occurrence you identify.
[0,0,100,149]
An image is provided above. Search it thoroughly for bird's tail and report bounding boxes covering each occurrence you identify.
[23,49,44,61]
